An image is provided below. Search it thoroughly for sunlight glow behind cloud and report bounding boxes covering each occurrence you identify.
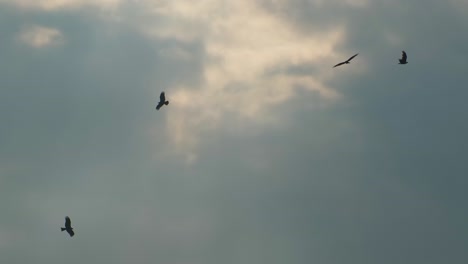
[135,1,348,160]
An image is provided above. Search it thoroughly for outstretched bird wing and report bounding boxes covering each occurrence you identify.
[333,62,346,68]
[401,51,407,61]
[160,92,166,103]
[346,53,359,62]
[67,229,75,237]
[65,216,71,228]
[333,53,359,68]
[156,102,164,110]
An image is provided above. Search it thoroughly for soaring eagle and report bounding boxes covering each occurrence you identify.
[61,216,74,237]
[398,51,408,64]
[156,92,170,110]
[333,53,359,68]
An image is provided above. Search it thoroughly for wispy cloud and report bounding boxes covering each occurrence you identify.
[17,25,64,48]
[131,1,348,160]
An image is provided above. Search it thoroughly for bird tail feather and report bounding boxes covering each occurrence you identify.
[61,228,66,231]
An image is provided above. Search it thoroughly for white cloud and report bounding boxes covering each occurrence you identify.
[5,0,369,161]
[17,25,64,48]
[136,1,349,160]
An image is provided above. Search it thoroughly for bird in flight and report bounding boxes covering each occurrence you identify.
[333,53,359,68]
[398,51,408,64]
[156,92,169,110]
[61,216,74,237]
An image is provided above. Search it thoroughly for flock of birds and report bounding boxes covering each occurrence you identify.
[154,51,408,111]
[59,50,409,237]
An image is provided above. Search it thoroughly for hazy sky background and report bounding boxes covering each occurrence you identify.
[0,0,467,263]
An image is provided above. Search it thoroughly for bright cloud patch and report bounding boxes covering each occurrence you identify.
[138,1,346,159]
[18,25,64,48]
[4,0,363,161]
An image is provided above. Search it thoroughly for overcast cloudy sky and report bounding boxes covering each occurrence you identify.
[0,0,467,263]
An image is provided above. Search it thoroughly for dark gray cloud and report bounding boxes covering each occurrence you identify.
[0,1,467,264]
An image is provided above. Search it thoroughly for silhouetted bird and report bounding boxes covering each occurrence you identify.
[333,53,359,68]
[61,216,74,237]
[398,51,408,64]
[156,92,169,110]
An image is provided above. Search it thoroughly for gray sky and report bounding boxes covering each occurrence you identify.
[0,0,467,263]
